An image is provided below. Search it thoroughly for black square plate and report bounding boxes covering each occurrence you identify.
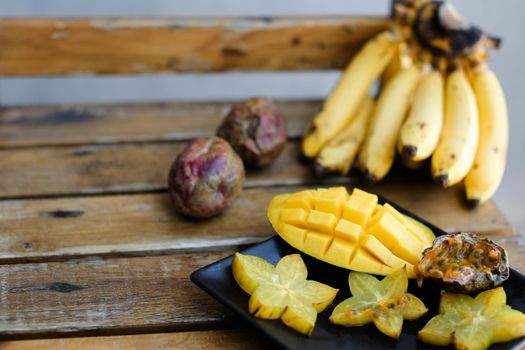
[190,196,525,350]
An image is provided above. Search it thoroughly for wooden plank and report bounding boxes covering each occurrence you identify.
[492,234,525,273]
[0,17,391,76]
[0,184,511,264]
[0,188,279,263]
[0,141,513,237]
[0,100,319,148]
[0,252,235,338]
[0,329,270,349]
[0,238,523,339]
[0,141,318,198]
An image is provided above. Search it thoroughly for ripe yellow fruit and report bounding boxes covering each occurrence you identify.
[419,287,525,350]
[330,269,427,339]
[465,65,509,205]
[232,253,338,336]
[267,187,435,278]
[383,41,413,85]
[431,68,479,187]
[358,65,422,182]
[314,96,375,175]
[398,70,445,161]
[302,31,396,158]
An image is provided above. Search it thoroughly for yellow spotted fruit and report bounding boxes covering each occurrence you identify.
[267,187,435,278]
[465,65,508,206]
[431,68,479,187]
[358,65,422,182]
[383,41,412,85]
[302,31,396,158]
[314,96,375,176]
[398,70,444,161]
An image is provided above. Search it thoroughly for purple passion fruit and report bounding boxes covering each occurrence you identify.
[168,137,244,218]
[415,232,509,293]
[217,97,287,168]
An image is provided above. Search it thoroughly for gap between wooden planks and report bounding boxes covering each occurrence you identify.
[0,239,523,340]
[0,17,390,76]
[0,100,319,148]
[0,98,322,200]
[0,141,325,199]
[0,181,510,264]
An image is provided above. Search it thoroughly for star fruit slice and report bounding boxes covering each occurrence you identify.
[418,287,525,350]
[330,268,427,339]
[231,253,338,336]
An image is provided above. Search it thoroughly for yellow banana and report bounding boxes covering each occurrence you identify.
[302,31,396,158]
[431,68,479,187]
[383,41,412,85]
[398,69,444,161]
[465,65,508,205]
[358,65,422,182]
[314,96,375,175]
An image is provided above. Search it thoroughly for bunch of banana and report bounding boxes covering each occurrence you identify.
[302,0,508,206]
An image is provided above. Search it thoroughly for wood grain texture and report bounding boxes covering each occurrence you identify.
[0,141,316,198]
[0,188,280,263]
[0,183,511,264]
[492,234,525,273]
[0,100,319,148]
[0,17,390,76]
[0,329,270,349]
[0,252,235,338]
[0,139,513,237]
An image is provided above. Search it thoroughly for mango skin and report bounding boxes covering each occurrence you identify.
[268,187,434,278]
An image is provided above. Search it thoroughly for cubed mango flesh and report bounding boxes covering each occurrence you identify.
[324,238,355,267]
[267,187,432,277]
[312,188,347,218]
[281,208,309,227]
[368,203,434,246]
[280,223,307,250]
[283,191,313,211]
[351,248,394,275]
[342,195,376,226]
[334,219,362,242]
[366,212,424,264]
[307,210,338,234]
[304,232,332,258]
[352,188,379,206]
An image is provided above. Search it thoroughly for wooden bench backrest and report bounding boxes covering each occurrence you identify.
[0,17,391,76]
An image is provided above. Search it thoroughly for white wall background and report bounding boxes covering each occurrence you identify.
[0,0,523,232]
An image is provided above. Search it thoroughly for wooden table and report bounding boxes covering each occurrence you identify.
[0,99,522,349]
[0,16,522,349]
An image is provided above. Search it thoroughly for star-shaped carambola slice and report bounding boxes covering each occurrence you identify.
[231,253,338,336]
[418,287,525,350]
[329,268,427,338]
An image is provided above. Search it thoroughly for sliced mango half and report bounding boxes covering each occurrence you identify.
[268,187,435,278]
